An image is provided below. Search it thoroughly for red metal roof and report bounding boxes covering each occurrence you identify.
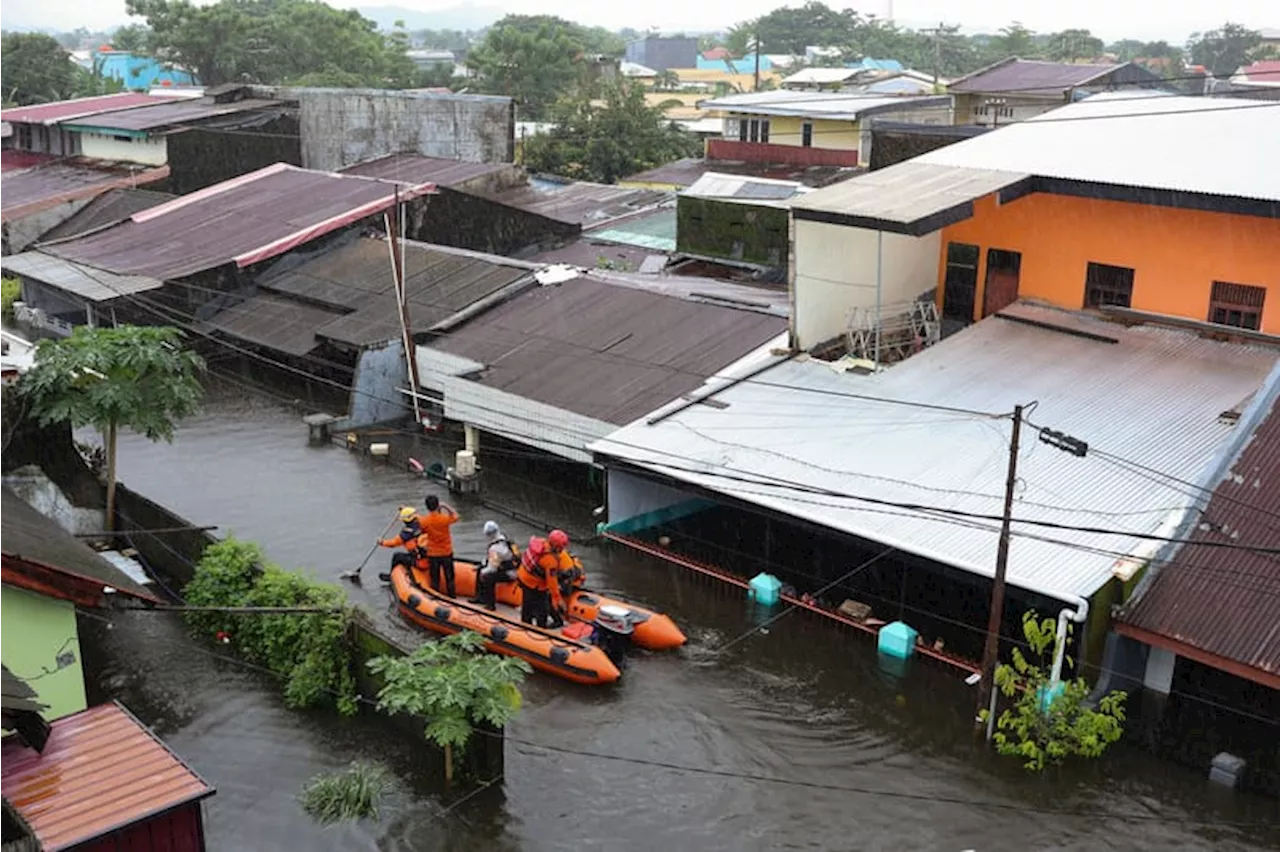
[1238,59,1280,84]
[1118,391,1280,687]
[1,160,170,223]
[1,702,213,851]
[44,163,436,280]
[0,93,182,126]
[1,150,56,173]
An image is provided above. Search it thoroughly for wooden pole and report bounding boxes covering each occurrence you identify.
[105,421,118,532]
[975,405,1022,740]
[386,189,423,429]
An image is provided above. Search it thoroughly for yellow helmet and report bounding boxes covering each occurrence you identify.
[398,506,417,523]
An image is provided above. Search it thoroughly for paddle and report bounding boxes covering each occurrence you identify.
[340,515,399,582]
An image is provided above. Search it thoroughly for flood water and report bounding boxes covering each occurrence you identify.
[99,380,1279,851]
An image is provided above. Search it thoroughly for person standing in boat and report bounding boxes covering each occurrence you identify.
[546,529,585,629]
[378,506,426,578]
[516,536,553,627]
[416,494,459,597]
[473,520,519,611]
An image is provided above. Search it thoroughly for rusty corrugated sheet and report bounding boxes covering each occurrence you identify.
[339,154,509,188]
[949,59,1122,94]
[0,94,177,126]
[1,702,213,851]
[37,188,175,243]
[481,180,671,227]
[1,161,169,222]
[60,98,280,132]
[43,164,429,280]
[622,157,858,189]
[1121,395,1280,679]
[429,275,787,424]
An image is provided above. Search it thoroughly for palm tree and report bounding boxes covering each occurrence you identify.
[655,69,679,90]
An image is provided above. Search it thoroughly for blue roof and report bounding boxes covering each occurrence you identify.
[696,53,773,71]
[96,52,198,91]
[844,58,904,72]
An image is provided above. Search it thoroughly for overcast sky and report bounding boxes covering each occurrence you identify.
[2,0,1275,43]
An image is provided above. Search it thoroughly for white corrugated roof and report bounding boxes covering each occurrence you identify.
[1,251,164,303]
[781,68,861,85]
[917,92,1280,203]
[698,91,950,120]
[683,171,809,203]
[591,303,1280,603]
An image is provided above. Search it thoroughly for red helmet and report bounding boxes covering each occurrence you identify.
[548,529,569,550]
[527,536,547,556]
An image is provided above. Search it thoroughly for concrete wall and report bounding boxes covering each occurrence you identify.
[792,219,941,348]
[3,467,107,535]
[1,585,87,721]
[407,186,579,256]
[290,88,515,171]
[676,195,788,268]
[166,113,302,195]
[605,469,713,534]
[78,133,167,166]
[340,339,411,429]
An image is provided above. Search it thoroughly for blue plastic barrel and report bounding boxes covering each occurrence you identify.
[877,621,918,660]
[747,573,782,606]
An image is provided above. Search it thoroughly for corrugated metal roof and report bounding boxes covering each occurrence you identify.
[36,188,175,243]
[590,303,1280,602]
[917,93,1280,204]
[1,488,158,601]
[0,251,164,303]
[782,68,862,85]
[790,161,1029,234]
[338,153,510,188]
[202,292,345,355]
[206,237,531,351]
[43,164,431,280]
[428,275,787,424]
[0,93,181,126]
[698,91,950,120]
[482,179,671,226]
[684,171,807,201]
[949,59,1126,95]
[1,160,170,222]
[59,98,280,133]
[622,157,859,189]
[586,207,677,250]
[1,702,213,851]
[1120,375,1280,680]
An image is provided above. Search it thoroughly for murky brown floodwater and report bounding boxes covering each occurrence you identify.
[94,381,1278,851]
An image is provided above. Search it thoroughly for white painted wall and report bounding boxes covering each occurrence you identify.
[791,219,941,349]
[78,132,168,166]
[1142,646,1177,694]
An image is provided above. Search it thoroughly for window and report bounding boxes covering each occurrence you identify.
[1208,281,1265,331]
[740,118,770,143]
[1085,262,1135,309]
[759,119,770,143]
[16,124,33,150]
[801,122,813,147]
[738,119,749,142]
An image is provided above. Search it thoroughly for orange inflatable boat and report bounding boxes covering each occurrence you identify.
[390,564,622,685]
[446,559,686,651]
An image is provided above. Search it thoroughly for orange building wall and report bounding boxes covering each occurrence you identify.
[936,192,1280,332]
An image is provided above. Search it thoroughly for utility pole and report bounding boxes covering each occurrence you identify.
[386,188,424,429]
[753,33,761,92]
[919,23,944,89]
[975,404,1023,740]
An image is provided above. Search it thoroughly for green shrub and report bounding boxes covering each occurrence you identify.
[298,761,390,825]
[184,536,358,715]
[2,277,20,318]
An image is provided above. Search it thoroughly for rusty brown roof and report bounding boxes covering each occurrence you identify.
[1119,389,1280,685]
[42,163,432,280]
[339,153,510,188]
[59,98,280,133]
[481,178,671,226]
[1,160,169,223]
[36,187,175,243]
[1,702,213,851]
[429,275,787,424]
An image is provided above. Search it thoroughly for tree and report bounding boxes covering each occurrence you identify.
[125,0,416,87]
[524,80,704,184]
[654,69,680,91]
[367,631,530,782]
[1189,23,1264,77]
[1107,39,1146,62]
[1,33,83,105]
[982,612,1127,772]
[469,15,598,120]
[989,22,1040,60]
[111,23,151,53]
[1045,29,1104,62]
[19,326,204,530]
[742,1,861,55]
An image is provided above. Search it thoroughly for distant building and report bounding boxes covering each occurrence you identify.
[94,48,198,91]
[948,57,1165,126]
[625,37,698,72]
[406,48,456,70]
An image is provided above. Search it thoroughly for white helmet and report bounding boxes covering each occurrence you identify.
[483,520,501,538]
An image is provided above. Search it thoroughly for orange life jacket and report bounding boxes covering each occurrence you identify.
[516,539,550,590]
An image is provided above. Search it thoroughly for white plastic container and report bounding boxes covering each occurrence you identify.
[455,449,477,477]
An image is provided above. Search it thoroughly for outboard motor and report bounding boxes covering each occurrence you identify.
[593,604,635,668]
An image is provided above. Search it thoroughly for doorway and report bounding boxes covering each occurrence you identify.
[982,248,1022,317]
[942,242,979,334]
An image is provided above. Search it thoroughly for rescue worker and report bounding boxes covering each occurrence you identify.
[516,536,552,627]
[472,520,519,611]
[377,507,425,579]
[546,529,584,628]
[416,494,459,597]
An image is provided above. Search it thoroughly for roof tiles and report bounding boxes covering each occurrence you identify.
[1,702,213,851]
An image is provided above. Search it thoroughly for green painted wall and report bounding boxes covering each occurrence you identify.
[676,196,789,268]
[2,585,87,721]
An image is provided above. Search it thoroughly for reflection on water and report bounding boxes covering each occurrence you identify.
[99,382,1278,851]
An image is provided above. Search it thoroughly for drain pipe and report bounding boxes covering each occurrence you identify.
[1049,596,1090,687]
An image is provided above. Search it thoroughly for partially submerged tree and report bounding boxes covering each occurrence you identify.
[19,325,204,530]
[367,631,530,782]
[983,612,1127,772]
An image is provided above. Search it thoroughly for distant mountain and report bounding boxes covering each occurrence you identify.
[355,4,503,32]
